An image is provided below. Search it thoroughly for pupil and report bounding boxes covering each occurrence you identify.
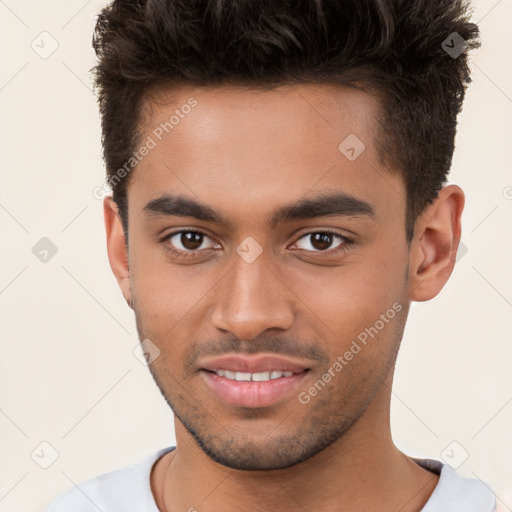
[311,233,332,251]
[182,232,202,250]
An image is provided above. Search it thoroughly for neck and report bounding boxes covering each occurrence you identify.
[151,375,439,512]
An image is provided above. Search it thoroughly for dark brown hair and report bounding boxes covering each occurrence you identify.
[92,0,480,243]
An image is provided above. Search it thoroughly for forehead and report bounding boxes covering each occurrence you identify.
[140,82,380,156]
[129,83,404,226]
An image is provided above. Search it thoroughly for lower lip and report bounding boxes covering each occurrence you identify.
[200,370,309,408]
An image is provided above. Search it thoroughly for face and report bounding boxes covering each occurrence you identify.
[114,83,413,470]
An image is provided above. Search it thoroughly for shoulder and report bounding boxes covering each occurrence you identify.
[415,458,497,512]
[46,447,175,512]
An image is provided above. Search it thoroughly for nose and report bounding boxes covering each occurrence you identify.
[210,251,295,341]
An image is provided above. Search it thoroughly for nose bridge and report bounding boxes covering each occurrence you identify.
[211,247,294,340]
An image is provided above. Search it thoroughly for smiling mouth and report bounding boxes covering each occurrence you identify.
[200,368,311,408]
[197,353,314,407]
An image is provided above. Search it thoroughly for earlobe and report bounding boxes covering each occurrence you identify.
[103,196,132,309]
[407,185,465,302]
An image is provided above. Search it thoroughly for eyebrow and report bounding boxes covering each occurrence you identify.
[143,191,375,228]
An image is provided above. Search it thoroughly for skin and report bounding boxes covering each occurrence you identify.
[104,83,464,511]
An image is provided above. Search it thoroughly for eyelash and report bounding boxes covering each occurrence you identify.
[158,229,353,260]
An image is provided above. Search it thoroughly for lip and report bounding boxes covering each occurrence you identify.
[200,369,309,408]
[199,354,311,373]
[198,353,312,408]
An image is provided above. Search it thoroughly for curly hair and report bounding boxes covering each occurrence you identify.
[92,0,480,243]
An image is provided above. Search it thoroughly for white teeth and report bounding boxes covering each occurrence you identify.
[251,371,270,381]
[271,371,293,379]
[214,370,295,381]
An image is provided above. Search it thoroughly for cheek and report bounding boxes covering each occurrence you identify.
[286,256,405,318]
[129,251,219,340]
[282,255,407,357]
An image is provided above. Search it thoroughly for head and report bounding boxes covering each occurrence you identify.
[94,0,479,470]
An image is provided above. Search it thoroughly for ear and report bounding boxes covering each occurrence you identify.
[103,196,132,309]
[407,184,465,302]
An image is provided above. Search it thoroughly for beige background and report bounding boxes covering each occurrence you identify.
[0,1,511,511]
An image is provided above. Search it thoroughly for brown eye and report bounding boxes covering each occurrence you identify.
[294,231,348,252]
[179,231,204,250]
[163,230,218,255]
[310,233,335,251]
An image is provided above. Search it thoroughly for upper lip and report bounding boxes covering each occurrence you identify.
[199,354,311,373]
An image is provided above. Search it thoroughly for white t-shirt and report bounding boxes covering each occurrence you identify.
[46,446,496,512]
